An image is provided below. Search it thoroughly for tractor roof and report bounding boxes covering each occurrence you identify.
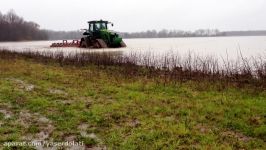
[88,20,109,24]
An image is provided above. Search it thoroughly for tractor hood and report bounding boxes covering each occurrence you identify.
[100,29,116,35]
[100,29,122,46]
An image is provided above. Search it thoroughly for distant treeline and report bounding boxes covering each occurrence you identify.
[44,30,83,40]
[120,29,266,38]
[45,29,224,40]
[46,29,266,40]
[223,30,266,36]
[45,29,225,40]
[0,10,48,41]
[120,29,225,38]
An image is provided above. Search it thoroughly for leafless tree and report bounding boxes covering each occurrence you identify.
[0,10,48,41]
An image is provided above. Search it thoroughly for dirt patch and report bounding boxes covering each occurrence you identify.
[65,135,77,142]
[76,123,106,149]
[38,116,51,123]
[87,147,107,150]
[77,123,101,140]
[17,110,56,150]
[194,124,212,134]
[18,110,54,141]
[249,116,263,125]
[35,124,54,140]
[78,123,90,138]
[61,124,102,150]
[7,78,35,92]
[49,88,68,95]
[18,110,34,128]
[63,135,86,150]
[128,119,141,128]
[0,109,13,119]
[221,130,253,142]
[55,99,73,105]
[0,108,55,149]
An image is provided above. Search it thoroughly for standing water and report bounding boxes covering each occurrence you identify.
[0,36,266,60]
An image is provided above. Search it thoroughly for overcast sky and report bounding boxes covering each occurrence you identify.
[1,0,266,32]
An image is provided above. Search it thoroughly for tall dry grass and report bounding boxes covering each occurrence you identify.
[0,49,265,88]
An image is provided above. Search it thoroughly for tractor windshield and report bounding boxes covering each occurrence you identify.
[95,22,107,31]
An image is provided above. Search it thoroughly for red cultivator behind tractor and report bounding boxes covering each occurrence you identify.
[50,40,80,48]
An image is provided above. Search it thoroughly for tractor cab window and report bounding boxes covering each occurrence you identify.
[94,22,107,31]
[89,23,94,32]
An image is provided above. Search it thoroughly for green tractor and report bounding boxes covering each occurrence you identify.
[80,20,126,48]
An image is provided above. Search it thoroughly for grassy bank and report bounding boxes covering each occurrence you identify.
[0,49,265,89]
[0,50,265,149]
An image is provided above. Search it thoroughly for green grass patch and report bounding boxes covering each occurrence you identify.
[0,57,265,149]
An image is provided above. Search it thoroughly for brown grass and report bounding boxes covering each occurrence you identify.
[0,49,265,89]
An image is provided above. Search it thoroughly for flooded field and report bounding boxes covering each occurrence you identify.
[0,36,266,60]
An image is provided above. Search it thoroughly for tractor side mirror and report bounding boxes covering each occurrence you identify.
[111,23,114,27]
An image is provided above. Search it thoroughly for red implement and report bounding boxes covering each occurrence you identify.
[50,40,80,47]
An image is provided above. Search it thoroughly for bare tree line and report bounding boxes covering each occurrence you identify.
[46,29,266,40]
[120,29,225,38]
[44,30,83,40]
[0,10,48,41]
[120,29,266,38]
[44,29,224,40]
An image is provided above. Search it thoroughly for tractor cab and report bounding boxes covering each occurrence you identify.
[84,20,113,35]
